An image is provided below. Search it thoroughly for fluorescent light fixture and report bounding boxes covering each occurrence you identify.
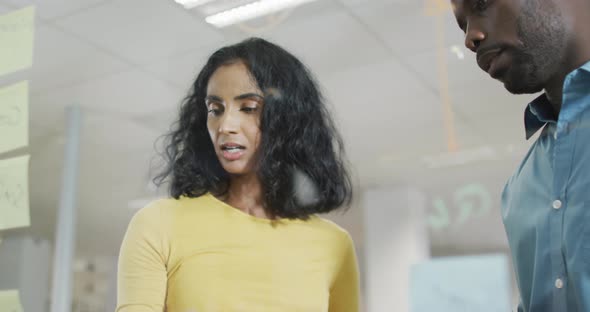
[205,0,318,28]
[421,146,498,169]
[175,0,217,9]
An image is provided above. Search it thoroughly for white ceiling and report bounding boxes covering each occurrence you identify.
[0,0,539,257]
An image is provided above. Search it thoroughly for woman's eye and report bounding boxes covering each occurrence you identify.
[241,107,258,113]
[208,108,222,116]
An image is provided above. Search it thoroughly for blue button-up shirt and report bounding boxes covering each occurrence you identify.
[502,61,590,312]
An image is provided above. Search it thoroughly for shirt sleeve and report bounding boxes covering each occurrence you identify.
[329,232,360,312]
[116,202,169,312]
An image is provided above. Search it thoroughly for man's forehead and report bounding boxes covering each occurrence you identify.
[450,0,465,16]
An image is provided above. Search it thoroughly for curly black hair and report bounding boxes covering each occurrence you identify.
[155,37,352,219]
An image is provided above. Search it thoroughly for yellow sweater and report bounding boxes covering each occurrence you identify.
[116,194,360,312]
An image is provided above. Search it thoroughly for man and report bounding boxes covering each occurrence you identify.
[450,0,590,311]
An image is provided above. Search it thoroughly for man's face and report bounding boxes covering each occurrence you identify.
[451,0,568,94]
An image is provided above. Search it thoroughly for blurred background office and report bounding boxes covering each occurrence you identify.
[0,0,537,311]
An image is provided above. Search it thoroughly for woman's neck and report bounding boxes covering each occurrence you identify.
[224,173,272,219]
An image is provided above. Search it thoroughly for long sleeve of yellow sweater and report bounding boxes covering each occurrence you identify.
[117,194,360,312]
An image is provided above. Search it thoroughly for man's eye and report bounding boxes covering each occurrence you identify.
[474,0,488,11]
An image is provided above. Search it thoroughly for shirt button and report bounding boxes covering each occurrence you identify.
[555,278,564,289]
[552,200,562,209]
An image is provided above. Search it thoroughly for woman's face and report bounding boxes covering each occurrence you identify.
[206,61,263,176]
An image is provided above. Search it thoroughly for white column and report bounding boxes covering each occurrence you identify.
[104,256,118,312]
[51,106,82,312]
[363,187,430,312]
[0,234,51,312]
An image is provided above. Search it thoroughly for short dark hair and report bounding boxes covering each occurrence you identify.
[155,37,352,219]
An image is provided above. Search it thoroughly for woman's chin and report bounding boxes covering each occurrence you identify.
[221,164,252,176]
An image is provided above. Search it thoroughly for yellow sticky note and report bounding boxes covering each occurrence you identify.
[0,81,28,154]
[0,6,35,76]
[0,154,30,230]
[423,0,452,16]
[0,290,23,312]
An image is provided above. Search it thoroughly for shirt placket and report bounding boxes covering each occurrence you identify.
[551,82,577,310]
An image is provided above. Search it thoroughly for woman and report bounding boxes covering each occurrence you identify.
[117,38,359,312]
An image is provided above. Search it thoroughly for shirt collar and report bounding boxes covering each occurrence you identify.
[523,60,590,140]
[578,60,590,74]
[524,94,554,140]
